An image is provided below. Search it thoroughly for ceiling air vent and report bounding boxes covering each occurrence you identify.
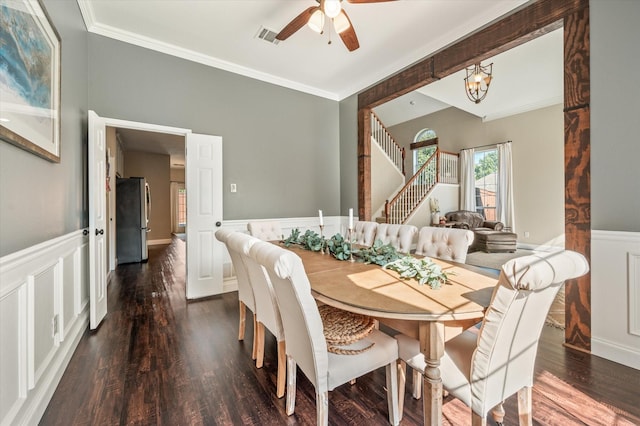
[256,26,280,45]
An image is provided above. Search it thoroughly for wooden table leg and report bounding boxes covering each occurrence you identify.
[420,321,445,425]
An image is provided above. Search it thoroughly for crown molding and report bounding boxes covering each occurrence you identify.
[76,1,339,101]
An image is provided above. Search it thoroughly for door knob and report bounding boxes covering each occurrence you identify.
[215,221,222,227]
[83,229,89,236]
[95,229,104,235]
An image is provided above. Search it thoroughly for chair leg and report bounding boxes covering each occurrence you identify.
[276,340,286,398]
[255,322,265,368]
[285,356,297,416]
[238,301,246,340]
[412,368,422,399]
[396,360,406,420]
[316,390,329,426]
[491,403,505,425]
[251,313,257,360]
[517,387,533,426]
[386,362,400,426]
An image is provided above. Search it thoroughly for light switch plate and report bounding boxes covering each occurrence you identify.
[230,183,237,193]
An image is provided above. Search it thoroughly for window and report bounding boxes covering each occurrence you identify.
[411,128,438,174]
[473,149,498,220]
[177,188,187,227]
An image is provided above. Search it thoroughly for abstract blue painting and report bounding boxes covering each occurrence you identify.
[0,0,60,162]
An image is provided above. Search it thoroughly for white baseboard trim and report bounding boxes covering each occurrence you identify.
[592,336,640,370]
[148,239,172,246]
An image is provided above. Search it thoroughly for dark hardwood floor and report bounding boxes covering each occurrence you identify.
[41,237,640,425]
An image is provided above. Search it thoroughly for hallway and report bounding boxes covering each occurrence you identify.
[41,237,640,425]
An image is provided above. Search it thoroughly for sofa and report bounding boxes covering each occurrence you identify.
[444,210,517,253]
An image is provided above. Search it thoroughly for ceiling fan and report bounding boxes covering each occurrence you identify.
[275,0,395,52]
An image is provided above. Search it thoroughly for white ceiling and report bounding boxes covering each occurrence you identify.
[374,28,563,126]
[81,0,562,162]
[78,0,530,100]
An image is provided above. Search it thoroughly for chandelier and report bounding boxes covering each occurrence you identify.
[464,62,493,104]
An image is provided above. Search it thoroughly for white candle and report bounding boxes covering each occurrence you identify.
[348,208,353,230]
[318,209,323,226]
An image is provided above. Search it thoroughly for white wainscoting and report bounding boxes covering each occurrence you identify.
[0,230,90,426]
[591,230,640,370]
[218,216,345,293]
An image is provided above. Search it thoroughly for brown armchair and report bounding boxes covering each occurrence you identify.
[444,210,517,253]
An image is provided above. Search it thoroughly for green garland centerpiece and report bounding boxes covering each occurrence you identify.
[326,233,352,261]
[384,256,451,289]
[282,229,403,265]
[355,239,402,266]
[283,228,324,252]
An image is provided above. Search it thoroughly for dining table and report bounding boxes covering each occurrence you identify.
[279,243,499,426]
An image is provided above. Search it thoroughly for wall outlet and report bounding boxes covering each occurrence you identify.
[230,183,237,193]
[524,231,530,238]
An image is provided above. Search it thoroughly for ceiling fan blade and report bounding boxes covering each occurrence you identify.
[335,10,359,51]
[276,6,318,41]
[346,0,396,3]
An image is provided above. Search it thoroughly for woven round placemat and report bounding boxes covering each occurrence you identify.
[318,305,375,355]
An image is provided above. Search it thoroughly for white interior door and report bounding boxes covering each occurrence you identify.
[186,133,224,299]
[88,110,108,329]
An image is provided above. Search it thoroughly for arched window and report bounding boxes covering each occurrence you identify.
[411,128,438,174]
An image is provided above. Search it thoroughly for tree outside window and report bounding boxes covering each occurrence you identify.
[412,128,438,175]
[474,149,498,220]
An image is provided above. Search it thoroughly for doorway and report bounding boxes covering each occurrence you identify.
[88,111,224,329]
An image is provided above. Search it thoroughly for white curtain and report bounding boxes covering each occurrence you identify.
[459,148,476,211]
[497,142,515,232]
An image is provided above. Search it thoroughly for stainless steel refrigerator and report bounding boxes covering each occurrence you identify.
[116,177,150,263]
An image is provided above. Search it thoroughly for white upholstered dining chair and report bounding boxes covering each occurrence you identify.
[352,220,379,246]
[247,221,283,241]
[229,231,287,398]
[394,250,589,424]
[215,229,257,360]
[375,223,418,253]
[249,240,401,426]
[414,226,474,263]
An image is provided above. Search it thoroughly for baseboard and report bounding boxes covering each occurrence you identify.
[591,336,640,370]
[517,242,563,252]
[148,239,172,246]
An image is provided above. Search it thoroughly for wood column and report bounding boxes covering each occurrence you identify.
[563,6,591,351]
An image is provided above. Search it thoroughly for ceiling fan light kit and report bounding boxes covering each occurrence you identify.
[276,0,395,52]
[308,9,325,33]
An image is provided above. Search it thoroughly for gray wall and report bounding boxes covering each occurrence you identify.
[0,0,88,256]
[87,35,341,222]
[591,0,640,232]
[339,94,359,215]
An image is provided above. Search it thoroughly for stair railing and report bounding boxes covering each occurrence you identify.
[383,149,459,224]
[371,111,405,175]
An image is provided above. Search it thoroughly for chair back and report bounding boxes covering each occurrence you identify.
[353,220,378,246]
[249,241,328,390]
[233,234,285,341]
[471,250,589,416]
[247,221,283,241]
[414,227,474,263]
[216,229,255,310]
[375,223,418,253]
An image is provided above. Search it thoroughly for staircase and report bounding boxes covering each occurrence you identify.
[370,111,459,224]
